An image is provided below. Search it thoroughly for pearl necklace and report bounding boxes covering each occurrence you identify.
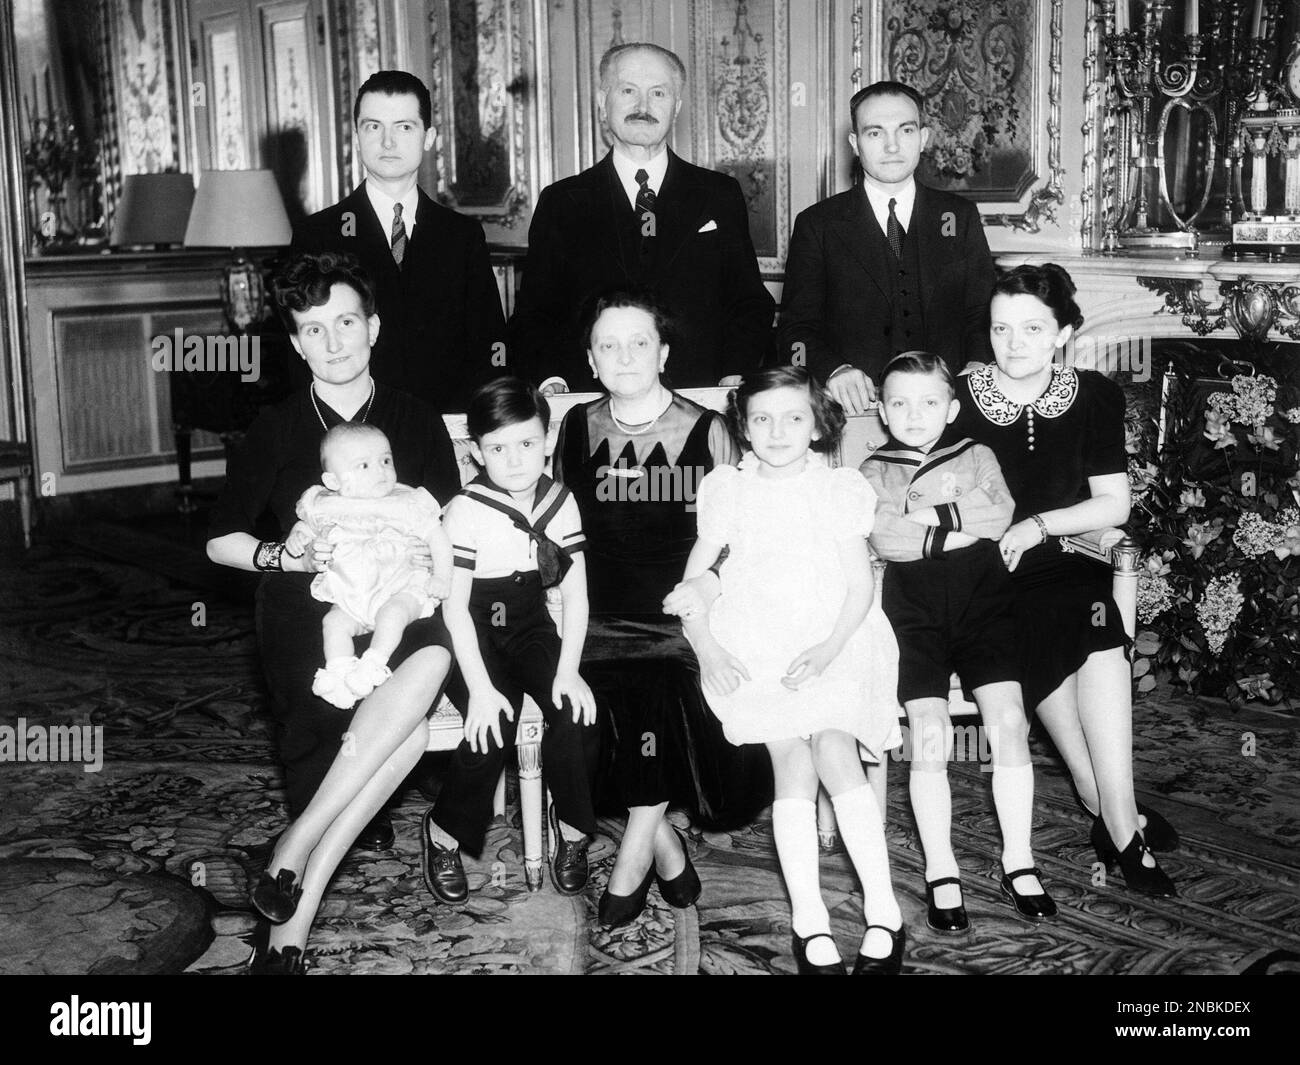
[310,380,375,431]
[609,389,670,436]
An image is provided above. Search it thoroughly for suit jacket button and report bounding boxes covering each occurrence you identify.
[907,490,920,500]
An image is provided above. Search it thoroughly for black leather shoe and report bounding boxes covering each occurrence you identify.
[656,826,702,908]
[1136,804,1179,852]
[792,932,847,975]
[852,924,906,975]
[1000,866,1058,921]
[598,863,655,928]
[924,876,969,934]
[549,806,591,896]
[1091,818,1177,898]
[246,924,307,975]
[250,867,302,924]
[421,808,468,904]
[353,810,395,851]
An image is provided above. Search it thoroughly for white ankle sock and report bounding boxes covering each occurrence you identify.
[829,784,901,957]
[772,797,836,964]
[992,762,1041,892]
[909,768,960,907]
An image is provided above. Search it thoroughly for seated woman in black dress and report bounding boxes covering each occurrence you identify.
[207,252,460,970]
[552,289,769,926]
[951,263,1177,897]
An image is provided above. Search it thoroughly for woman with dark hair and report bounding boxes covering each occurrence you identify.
[207,251,460,970]
[551,288,770,927]
[952,262,1177,897]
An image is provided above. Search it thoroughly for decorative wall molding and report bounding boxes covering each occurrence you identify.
[427,0,540,243]
[865,0,1065,232]
[689,0,790,271]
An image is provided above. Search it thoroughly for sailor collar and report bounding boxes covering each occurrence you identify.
[968,363,1079,426]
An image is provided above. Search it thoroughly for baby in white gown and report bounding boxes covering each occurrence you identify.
[287,423,453,709]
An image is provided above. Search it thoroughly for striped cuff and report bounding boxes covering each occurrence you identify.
[935,503,960,531]
[922,527,949,560]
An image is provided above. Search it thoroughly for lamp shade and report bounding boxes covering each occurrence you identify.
[110,173,196,246]
[183,169,293,248]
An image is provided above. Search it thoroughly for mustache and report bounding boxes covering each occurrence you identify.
[624,112,660,124]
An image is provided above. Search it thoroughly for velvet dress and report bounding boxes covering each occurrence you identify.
[553,393,772,827]
[951,365,1130,711]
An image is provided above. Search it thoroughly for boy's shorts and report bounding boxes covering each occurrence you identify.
[881,539,1021,703]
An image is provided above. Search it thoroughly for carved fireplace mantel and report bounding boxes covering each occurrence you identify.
[994,251,1300,345]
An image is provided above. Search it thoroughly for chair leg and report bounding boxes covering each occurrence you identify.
[816,786,839,851]
[518,739,544,892]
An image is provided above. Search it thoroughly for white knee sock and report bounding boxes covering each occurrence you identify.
[909,768,960,906]
[772,797,831,948]
[830,784,901,934]
[991,762,1037,881]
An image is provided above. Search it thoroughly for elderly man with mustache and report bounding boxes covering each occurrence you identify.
[509,42,775,391]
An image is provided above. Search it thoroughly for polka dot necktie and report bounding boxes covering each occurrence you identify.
[390,202,407,266]
[887,197,904,261]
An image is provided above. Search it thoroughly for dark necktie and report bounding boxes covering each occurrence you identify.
[634,169,657,220]
[887,197,903,261]
[390,202,407,266]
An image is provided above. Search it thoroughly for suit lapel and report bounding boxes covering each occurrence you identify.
[912,184,943,313]
[652,151,710,270]
[353,180,401,285]
[830,186,890,300]
[594,154,636,280]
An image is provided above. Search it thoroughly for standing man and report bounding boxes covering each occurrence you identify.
[293,71,506,414]
[509,43,774,390]
[777,80,995,414]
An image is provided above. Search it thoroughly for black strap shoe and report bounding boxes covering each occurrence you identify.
[852,924,906,975]
[1092,819,1177,898]
[792,931,847,975]
[354,809,395,851]
[924,876,969,934]
[549,805,591,896]
[421,808,468,904]
[1000,866,1058,921]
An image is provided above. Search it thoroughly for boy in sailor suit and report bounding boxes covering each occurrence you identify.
[422,378,601,904]
[859,351,1058,933]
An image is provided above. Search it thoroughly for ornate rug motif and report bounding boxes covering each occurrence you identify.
[1,534,1297,975]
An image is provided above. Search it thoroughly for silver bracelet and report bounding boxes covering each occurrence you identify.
[1028,513,1049,543]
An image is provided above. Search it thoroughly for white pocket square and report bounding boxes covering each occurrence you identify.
[697,219,718,233]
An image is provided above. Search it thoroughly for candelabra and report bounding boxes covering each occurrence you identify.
[1101,0,1283,249]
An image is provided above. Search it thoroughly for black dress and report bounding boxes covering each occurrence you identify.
[951,365,1130,711]
[553,393,771,827]
[209,383,460,816]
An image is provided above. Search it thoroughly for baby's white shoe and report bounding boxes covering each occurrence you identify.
[313,657,359,709]
[346,653,392,697]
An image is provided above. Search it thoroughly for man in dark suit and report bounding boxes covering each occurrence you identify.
[509,43,774,390]
[292,71,505,414]
[777,80,995,415]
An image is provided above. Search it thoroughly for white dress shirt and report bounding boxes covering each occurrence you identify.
[611,146,669,209]
[862,176,916,237]
[365,182,420,241]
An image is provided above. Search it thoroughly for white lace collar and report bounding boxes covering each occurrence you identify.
[968,364,1079,426]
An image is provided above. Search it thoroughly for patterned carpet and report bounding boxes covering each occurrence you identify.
[1,523,1297,976]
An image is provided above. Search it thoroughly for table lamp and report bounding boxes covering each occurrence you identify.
[184,169,292,331]
[110,173,196,248]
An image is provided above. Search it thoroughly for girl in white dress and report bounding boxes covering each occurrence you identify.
[676,367,905,975]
